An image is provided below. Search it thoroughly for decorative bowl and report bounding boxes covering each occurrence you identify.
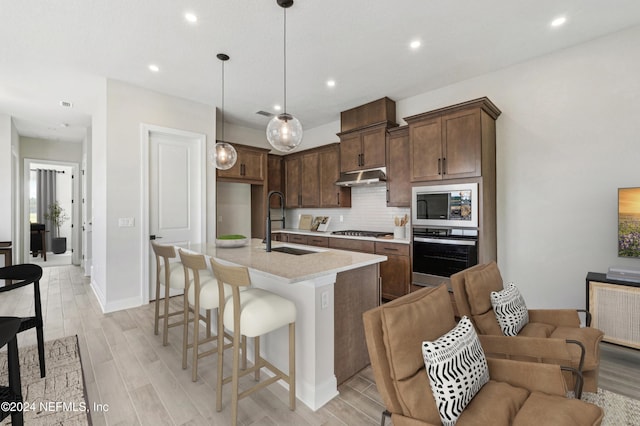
[215,235,249,248]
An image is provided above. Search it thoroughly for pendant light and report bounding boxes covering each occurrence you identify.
[266,0,303,153]
[209,53,238,170]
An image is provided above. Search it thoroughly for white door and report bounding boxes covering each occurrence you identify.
[149,131,204,300]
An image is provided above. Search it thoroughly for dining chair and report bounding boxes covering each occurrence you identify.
[0,264,45,378]
[0,316,24,426]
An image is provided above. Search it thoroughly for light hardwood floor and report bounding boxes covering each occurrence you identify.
[2,265,639,425]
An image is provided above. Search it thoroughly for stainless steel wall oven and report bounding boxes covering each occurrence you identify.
[412,227,478,288]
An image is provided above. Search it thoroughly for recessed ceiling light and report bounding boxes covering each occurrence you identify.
[410,40,421,49]
[148,64,160,73]
[326,80,336,88]
[59,100,73,108]
[551,16,566,27]
[185,12,198,23]
[274,104,282,111]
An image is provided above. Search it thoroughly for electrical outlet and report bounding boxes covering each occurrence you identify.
[218,215,223,222]
[339,215,344,222]
[321,292,329,310]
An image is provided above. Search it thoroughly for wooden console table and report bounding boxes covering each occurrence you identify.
[586,272,640,349]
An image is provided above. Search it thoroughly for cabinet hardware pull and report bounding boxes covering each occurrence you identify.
[337,192,340,205]
[437,158,441,175]
[442,157,446,175]
[361,153,364,167]
[384,247,399,251]
[386,189,389,203]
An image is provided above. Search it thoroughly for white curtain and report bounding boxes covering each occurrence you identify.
[36,169,57,248]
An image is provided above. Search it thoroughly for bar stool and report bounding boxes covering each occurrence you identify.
[210,257,296,426]
[0,316,24,426]
[151,241,188,346]
[0,264,45,378]
[179,250,237,382]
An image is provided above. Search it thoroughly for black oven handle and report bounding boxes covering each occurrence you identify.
[414,237,476,246]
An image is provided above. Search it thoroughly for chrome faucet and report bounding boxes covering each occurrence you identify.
[265,190,285,252]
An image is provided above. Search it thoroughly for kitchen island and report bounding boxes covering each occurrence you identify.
[177,238,386,410]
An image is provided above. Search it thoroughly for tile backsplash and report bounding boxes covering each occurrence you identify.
[275,185,410,233]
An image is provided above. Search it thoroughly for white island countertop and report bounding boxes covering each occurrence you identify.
[179,238,387,284]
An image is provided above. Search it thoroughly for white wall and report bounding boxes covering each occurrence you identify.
[20,137,82,163]
[91,79,108,307]
[98,79,216,311]
[216,182,252,237]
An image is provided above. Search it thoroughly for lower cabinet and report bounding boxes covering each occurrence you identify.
[287,234,308,245]
[307,236,329,247]
[375,242,410,301]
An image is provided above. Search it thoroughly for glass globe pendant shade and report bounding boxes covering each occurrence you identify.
[209,142,237,170]
[266,113,303,153]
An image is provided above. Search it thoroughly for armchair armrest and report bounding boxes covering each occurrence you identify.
[487,358,567,396]
[479,335,574,365]
[528,309,580,327]
[576,309,592,327]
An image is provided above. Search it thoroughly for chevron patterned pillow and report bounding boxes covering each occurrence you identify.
[491,282,529,336]
[422,316,489,426]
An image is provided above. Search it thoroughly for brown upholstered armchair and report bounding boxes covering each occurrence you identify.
[363,285,603,426]
[451,262,604,394]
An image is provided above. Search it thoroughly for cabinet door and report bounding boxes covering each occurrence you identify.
[410,117,443,182]
[339,133,362,173]
[379,253,410,301]
[361,127,386,169]
[319,146,351,207]
[284,157,301,207]
[288,234,308,245]
[301,152,320,207]
[442,109,482,179]
[307,236,329,247]
[268,155,284,208]
[240,149,265,181]
[386,128,410,207]
[217,146,265,182]
[216,151,243,179]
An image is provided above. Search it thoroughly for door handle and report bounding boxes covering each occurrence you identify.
[150,235,163,240]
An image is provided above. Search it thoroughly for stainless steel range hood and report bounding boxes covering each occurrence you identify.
[335,168,387,186]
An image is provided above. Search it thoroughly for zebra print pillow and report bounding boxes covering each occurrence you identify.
[491,282,529,336]
[422,316,489,426]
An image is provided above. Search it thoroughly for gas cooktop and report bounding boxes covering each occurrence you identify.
[331,230,393,238]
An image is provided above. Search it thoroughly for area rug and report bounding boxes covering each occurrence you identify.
[582,388,640,426]
[0,335,90,425]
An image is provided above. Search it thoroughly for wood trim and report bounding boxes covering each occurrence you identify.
[404,97,502,123]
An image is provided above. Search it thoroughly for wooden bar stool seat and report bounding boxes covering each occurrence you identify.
[210,257,296,426]
[151,241,189,346]
[179,250,239,382]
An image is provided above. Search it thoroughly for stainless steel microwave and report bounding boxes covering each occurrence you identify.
[412,183,479,228]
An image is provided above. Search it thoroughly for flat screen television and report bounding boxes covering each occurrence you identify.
[618,187,640,258]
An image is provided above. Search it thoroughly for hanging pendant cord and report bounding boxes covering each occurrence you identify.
[221,59,225,141]
[283,7,287,114]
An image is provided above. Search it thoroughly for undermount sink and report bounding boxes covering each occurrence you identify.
[270,246,318,256]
